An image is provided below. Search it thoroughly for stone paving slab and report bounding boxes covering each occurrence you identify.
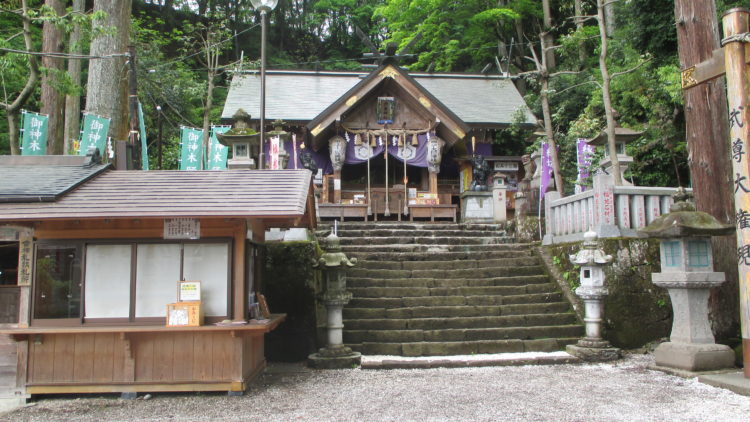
[3,354,750,422]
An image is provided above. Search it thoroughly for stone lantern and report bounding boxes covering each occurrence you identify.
[308,233,361,369]
[566,231,621,361]
[585,124,641,186]
[216,109,260,169]
[265,119,290,169]
[639,188,735,372]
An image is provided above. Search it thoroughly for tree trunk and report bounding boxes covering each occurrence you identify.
[596,0,621,186]
[85,0,132,145]
[574,0,587,65]
[604,0,616,37]
[674,0,738,342]
[40,0,65,154]
[539,36,564,196]
[2,0,40,155]
[64,0,85,155]
[541,0,556,69]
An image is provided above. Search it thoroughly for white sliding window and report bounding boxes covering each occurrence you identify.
[135,243,181,317]
[84,244,131,319]
[183,243,229,316]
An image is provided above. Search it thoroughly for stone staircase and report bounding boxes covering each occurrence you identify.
[319,222,583,357]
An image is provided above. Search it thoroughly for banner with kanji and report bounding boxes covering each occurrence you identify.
[207,126,231,170]
[575,138,595,193]
[179,127,204,170]
[539,142,553,199]
[78,113,111,156]
[20,110,48,155]
[138,102,149,170]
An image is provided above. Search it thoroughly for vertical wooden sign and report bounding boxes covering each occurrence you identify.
[723,8,750,377]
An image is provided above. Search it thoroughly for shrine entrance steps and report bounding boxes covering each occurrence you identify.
[318,222,583,357]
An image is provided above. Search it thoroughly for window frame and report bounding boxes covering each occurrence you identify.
[31,238,233,327]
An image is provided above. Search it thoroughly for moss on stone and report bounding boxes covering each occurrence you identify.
[545,238,672,349]
[263,241,322,362]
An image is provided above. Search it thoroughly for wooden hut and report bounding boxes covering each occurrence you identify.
[0,156,315,397]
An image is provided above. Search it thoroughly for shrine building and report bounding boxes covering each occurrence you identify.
[221,64,537,221]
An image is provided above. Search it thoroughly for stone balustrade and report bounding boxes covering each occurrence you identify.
[542,175,687,245]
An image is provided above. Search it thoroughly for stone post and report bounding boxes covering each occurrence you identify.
[639,189,735,372]
[566,231,621,361]
[308,233,361,369]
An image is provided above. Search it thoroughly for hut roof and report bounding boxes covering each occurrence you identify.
[0,168,312,221]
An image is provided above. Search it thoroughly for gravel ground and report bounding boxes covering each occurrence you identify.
[2,353,750,422]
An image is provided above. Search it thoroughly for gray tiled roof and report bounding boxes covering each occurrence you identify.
[221,70,536,125]
[0,156,110,203]
[0,169,312,220]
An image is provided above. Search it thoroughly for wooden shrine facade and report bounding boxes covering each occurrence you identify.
[221,64,537,221]
[0,157,315,396]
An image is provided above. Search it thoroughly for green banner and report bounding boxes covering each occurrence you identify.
[207,126,231,170]
[20,110,48,155]
[138,102,149,170]
[179,127,204,170]
[78,113,111,156]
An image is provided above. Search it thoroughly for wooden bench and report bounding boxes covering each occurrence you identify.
[318,204,369,222]
[408,204,457,222]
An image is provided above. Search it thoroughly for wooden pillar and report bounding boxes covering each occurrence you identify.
[333,170,341,204]
[429,172,438,196]
[232,220,247,321]
[722,8,750,377]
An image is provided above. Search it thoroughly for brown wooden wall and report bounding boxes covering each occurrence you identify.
[26,331,265,392]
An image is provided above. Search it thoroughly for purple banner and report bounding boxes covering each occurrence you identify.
[540,142,553,199]
[386,133,430,167]
[575,138,595,193]
[344,132,385,164]
[263,138,334,174]
[466,142,492,157]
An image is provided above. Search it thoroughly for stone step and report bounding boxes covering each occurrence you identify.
[343,302,572,319]
[318,222,508,232]
[349,338,580,357]
[334,229,508,238]
[338,236,512,246]
[347,265,545,279]
[344,324,584,344]
[344,313,578,331]
[339,244,533,253]
[349,292,562,309]
[348,286,559,300]
[346,249,535,261]
[347,274,551,288]
[355,256,539,271]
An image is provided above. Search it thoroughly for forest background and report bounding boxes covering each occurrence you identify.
[0,0,746,193]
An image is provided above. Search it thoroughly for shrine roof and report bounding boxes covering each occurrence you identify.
[0,155,110,203]
[0,169,312,221]
[221,70,537,126]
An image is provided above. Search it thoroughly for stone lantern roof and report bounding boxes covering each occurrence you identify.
[569,231,613,266]
[638,188,734,238]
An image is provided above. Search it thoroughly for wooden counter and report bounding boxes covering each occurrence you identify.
[1,315,285,395]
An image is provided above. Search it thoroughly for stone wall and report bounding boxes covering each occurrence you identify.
[262,241,323,362]
[543,238,673,349]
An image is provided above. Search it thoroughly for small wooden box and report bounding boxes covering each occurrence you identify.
[166,301,204,327]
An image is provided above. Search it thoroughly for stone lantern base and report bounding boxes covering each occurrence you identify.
[308,345,361,369]
[653,342,734,372]
[566,340,621,362]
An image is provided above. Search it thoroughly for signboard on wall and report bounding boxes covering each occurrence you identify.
[164,218,200,240]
